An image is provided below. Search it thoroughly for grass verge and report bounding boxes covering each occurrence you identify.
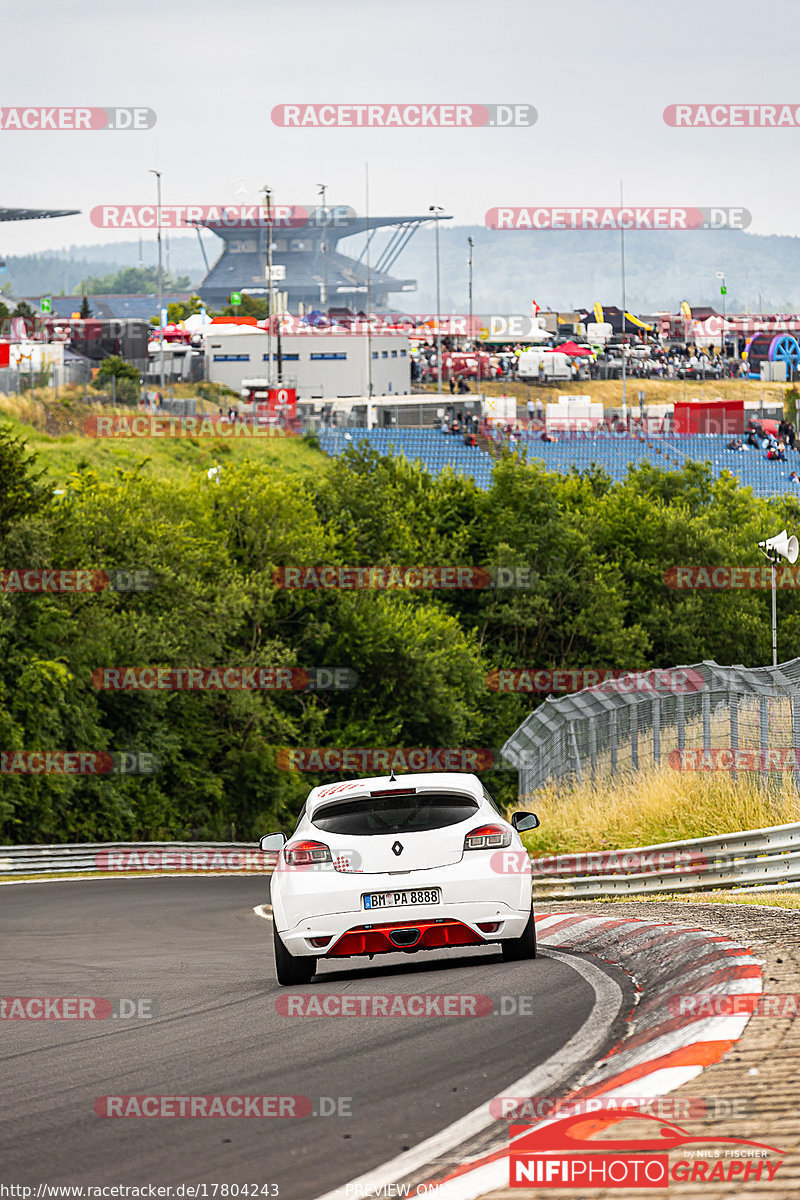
[517,766,800,857]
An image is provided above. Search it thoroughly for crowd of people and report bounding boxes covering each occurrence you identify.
[727,419,798,463]
[437,407,483,446]
[411,335,755,385]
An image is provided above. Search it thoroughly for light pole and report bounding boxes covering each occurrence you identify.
[317,183,328,311]
[148,169,165,394]
[430,205,444,395]
[619,180,627,428]
[757,530,799,667]
[263,186,273,385]
[717,271,727,373]
[467,235,480,395]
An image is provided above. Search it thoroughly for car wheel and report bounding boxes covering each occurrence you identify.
[273,922,317,986]
[501,907,537,961]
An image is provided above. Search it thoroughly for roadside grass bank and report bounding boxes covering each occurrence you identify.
[517,766,800,856]
[0,396,327,486]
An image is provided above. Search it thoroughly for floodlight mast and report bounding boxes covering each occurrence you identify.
[757,530,799,667]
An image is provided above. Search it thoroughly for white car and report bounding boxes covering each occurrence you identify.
[260,772,539,986]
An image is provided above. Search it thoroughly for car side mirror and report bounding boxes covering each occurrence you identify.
[259,833,287,851]
[511,811,540,832]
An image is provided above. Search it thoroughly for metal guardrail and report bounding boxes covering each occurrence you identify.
[2,823,799,896]
[0,841,276,876]
[529,820,800,899]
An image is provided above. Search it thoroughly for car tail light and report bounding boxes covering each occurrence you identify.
[464,824,511,850]
[283,840,332,867]
[477,921,501,933]
[309,936,332,948]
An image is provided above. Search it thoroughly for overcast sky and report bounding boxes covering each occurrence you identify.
[3,0,799,258]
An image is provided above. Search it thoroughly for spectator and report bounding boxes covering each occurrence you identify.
[527,397,535,425]
[535,397,544,422]
[541,430,558,443]
[726,438,744,452]
[790,471,800,483]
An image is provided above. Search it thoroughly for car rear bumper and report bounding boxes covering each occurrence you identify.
[275,900,532,958]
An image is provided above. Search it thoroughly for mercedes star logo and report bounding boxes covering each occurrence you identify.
[391,841,403,856]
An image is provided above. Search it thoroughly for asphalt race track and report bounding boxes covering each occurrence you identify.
[1,878,625,1198]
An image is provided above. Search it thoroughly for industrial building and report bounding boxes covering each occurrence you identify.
[201,324,411,398]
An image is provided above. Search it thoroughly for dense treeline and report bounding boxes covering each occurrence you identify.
[0,428,797,843]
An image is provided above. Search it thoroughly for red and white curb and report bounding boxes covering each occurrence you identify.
[316,912,762,1200]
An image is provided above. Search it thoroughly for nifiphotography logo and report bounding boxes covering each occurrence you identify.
[508,1109,785,1188]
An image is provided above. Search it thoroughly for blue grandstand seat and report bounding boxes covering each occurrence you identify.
[315,428,799,498]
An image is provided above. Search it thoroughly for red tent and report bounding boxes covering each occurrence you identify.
[550,340,593,357]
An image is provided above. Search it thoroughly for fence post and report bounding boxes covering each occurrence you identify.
[609,709,618,775]
[759,697,769,752]
[730,692,739,780]
[588,715,598,778]
[568,723,583,782]
[793,697,800,790]
[702,690,711,751]
[630,702,639,770]
[676,694,685,750]
[652,697,661,766]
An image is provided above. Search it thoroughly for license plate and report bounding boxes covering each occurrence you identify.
[363,888,441,910]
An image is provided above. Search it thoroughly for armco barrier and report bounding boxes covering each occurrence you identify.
[529,819,800,899]
[0,841,277,876]
[1,822,799,895]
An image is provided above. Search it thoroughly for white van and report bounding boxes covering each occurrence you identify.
[517,350,573,381]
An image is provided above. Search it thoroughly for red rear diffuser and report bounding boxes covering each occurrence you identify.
[326,918,484,958]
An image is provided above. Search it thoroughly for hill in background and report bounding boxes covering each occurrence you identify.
[3,227,799,314]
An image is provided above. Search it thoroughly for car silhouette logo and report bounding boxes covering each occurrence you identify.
[392,841,403,856]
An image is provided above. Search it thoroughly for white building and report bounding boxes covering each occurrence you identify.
[201,325,411,398]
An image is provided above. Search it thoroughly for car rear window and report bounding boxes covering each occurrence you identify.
[311,792,479,836]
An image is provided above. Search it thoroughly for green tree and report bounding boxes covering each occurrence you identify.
[78,267,192,296]
[80,295,92,318]
[92,356,141,405]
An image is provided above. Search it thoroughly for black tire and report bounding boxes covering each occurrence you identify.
[273,922,317,986]
[501,907,537,961]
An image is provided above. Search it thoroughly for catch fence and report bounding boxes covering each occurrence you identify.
[502,659,800,799]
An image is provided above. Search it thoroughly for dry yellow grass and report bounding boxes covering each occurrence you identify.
[601,890,800,909]
[517,766,800,856]
[420,378,791,411]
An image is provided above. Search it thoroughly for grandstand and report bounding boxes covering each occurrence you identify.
[504,431,800,499]
[316,427,800,499]
[316,428,495,489]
